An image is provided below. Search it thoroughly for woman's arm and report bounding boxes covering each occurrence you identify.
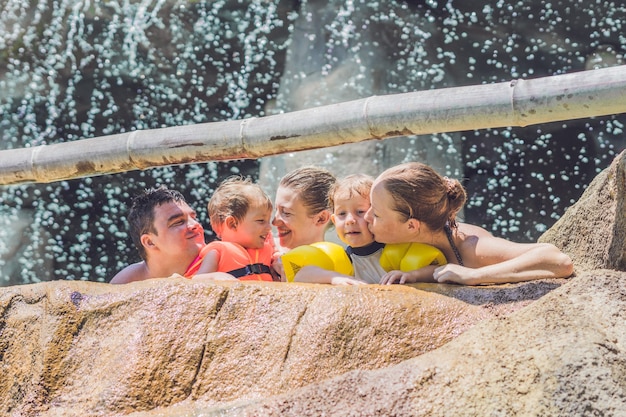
[434,238,574,285]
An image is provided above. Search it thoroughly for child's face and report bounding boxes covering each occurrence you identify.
[222,204,273,249]
[331,193,374,248]
[365,181,411,244]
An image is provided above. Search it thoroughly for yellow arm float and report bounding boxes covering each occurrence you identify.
[379,242,447,272]
[281,241,354,282]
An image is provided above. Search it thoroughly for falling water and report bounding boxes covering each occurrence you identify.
[0,0,624,285]
[0,0,291,284]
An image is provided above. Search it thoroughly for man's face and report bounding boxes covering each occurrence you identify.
[144,200,205,262]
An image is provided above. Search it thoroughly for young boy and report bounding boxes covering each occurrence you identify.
[292,174,382,285]
[189,176,278,281]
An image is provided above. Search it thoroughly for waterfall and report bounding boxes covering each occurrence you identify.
[0,0,624,285]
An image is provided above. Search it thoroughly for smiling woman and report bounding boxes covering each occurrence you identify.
[270,166,337,279]
[272,166,337,251]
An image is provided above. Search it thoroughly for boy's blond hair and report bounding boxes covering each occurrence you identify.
[328,174,374,212]
[208,176,272,236]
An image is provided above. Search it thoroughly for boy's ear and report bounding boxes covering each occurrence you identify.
[330,213,337,225]
[225,215,238,230]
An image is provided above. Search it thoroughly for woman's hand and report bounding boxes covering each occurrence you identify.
[433,264,485,285]
[271,253,286,281]
[330,276,367,286]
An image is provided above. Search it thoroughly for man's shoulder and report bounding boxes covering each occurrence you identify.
[110,261,150,284]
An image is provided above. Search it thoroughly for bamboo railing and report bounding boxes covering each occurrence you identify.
[1,65,626,185]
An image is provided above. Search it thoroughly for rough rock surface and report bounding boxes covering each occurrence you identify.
[176,270,625,417]
[539,150,626,273]
[1,278,552,417]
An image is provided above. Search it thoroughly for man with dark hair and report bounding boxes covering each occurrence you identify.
[110,186,206,284]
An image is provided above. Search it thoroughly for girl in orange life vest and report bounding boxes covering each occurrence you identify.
[189,176,278,282]
[365,162,574,285]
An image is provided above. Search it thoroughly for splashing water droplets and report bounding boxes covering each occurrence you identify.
[1,0,625,284]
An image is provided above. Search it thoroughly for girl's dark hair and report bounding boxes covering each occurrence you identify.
[378,162,466,230]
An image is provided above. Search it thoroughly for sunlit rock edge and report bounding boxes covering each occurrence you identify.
[161,269,625,417]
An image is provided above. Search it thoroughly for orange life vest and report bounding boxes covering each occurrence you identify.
[184,237,276,281]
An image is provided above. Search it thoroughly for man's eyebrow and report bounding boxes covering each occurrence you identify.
[167,213,185,223]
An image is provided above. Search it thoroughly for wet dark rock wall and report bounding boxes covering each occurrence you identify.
[0,0,624,285]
